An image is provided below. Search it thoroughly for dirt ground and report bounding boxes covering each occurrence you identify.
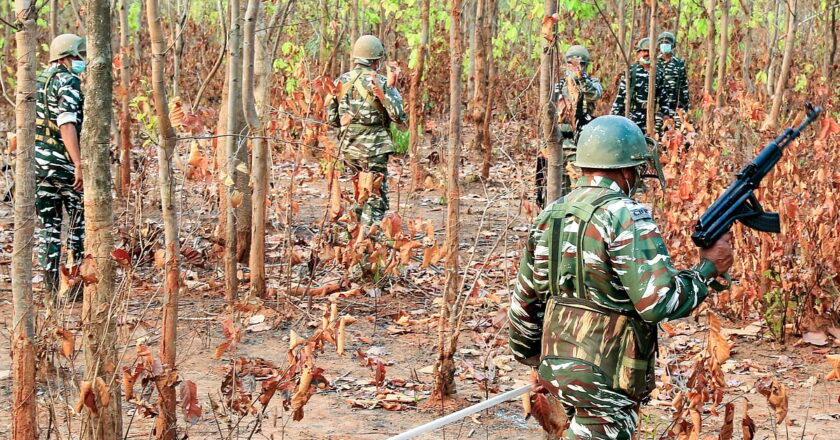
[1,128,839,439]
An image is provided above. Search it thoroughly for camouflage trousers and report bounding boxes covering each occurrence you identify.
[345,153,390,227]
[538,359,640,440]
[36,175,85,292]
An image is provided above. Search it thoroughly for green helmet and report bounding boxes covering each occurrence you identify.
[351,35,386,61]
[657,31,676,45]
[574,115,665,187]
[49,34,86,63]
[636,37,651,52]
[565,45,591,64]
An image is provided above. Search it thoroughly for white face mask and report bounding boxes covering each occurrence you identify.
[660,43,673,54]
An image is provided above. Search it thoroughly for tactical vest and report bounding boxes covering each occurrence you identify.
[540,192,658,401]
[337,69,389,127]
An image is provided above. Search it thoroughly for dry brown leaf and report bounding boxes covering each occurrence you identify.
[337,315,356,356]
[180,380,202,425]
[230,190,243,208]
[825,354,840,380]
[96,377,110,408]
[75,381,98,415]
[529,393,566,436]
[521,391,532,417]
[707,311,730,362]
[719,403,735,440]
[540,14,559,43]
[79,254,100,285]
[756,377,788,424]
[741,400,755,440]
[55,328,75,358]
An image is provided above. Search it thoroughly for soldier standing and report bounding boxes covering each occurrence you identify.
[509,116,734,439]
[656,31,690,127]
[35,34,87,298]
[611,38,671,134]
[326,35,408,227]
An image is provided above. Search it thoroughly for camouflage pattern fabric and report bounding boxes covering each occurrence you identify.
[538,361,639,440]
[552,73,603,141]
[657,54,689,114]
[509,176,719,437]
[345,153,389,226]
[610,63,671,134]
[326,65,407,160]
[35,63,85,293]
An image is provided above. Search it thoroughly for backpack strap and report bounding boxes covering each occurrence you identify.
[337,69,388,126]
[570,192,623,300]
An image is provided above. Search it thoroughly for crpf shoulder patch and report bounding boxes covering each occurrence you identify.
[630,205,652,221]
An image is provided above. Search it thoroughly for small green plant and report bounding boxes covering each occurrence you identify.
[390,126,410,155]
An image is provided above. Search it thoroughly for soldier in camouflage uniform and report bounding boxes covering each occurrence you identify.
[610,38,671,134]
[537,45,603,207]
[35,34,87,297]
[656,31,690,128]
[326,35,408,226]
[509,116,734,439]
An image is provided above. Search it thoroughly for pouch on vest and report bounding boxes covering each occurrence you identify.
[540,192,657,401]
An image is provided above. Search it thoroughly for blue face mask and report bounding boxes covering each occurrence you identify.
[660,43,673,54]
[71,59,87,74]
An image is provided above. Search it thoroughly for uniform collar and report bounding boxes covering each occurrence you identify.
[576,176,625,194]
[354,65,375,73]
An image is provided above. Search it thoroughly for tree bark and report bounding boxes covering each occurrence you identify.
[703,0,716,98]
[146,0,181,436]
[432,0,462,399]
[243,0,266,298]
[409,0,431,189]
[118,0,132,197]
[80,0,123,436]
[645,0,657,136]
[172,0,184,98]
[822,1,836,81]
[715,0,730,107]
[476,0,495,179]
[762,0,797,130]
[542,0,564,202]
[224,0,243,301]
[740,0,755,93]
[11,1,38,437]
[49,0,57,40]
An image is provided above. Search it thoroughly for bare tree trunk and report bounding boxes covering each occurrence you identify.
[432,0,462,400]
[409,0,430,188]
[11,1,38,437]
[617,0,626,57]
[740,0,755,93]
[146,0,181,436]
[542,0,564,202]
[243,0,266,298]
[49,0,57,39]
[478,0,496,179]
[703,0,716,98]
[472,0,487,172]
[118,0,131,197]
[80,0,123,436]
[224,0,242,301]
[172,0,184,97]
[765,0,781,97]
[762,0,797,130]
[466,0,476,111]
[715,0,729,107]
[645,0,657,136]
[822,1,836,81]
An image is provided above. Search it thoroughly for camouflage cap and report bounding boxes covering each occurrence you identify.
[575,116,665,187]
[352,35,386,61]
[565,45,591,64]
[636,37,651,52]
[49,34,86,63]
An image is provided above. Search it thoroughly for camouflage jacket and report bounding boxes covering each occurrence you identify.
[326,65,407,159]
[610,63,671,132]
[35,63,84,181]
[509,176,718,365]
[657,54,690,113]
[552,72,603,139]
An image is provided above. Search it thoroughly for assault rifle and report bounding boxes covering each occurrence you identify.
[691,103,823,248]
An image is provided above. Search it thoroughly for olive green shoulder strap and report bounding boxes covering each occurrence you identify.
[546,192,623,299]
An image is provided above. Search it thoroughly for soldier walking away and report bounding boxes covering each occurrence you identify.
[326,34,408,227]
[656,31,690,128]
[611,38,671,134]
[509,115,734,439]
[35,34,87,300]
[536,45,603,208]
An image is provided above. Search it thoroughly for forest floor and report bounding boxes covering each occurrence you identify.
[0,123,838,439]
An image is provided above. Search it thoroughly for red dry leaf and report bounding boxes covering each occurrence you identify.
[55,328,75,358]
[529,392,567,437]
[179,380,202,425]
[79,254,100,285]
[540,14,559,42]
[74,381,98,416]
[719,402,735,440]
[112,249,131,268]
[741,400,756,440]
[756,377,788,424]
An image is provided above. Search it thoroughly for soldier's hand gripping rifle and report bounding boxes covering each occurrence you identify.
[691,103,823,249]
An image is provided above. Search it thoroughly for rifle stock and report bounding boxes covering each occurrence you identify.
[691,103,823,248]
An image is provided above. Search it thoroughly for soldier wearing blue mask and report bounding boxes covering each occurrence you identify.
[657,31,689,127]
[35,34,87,300]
